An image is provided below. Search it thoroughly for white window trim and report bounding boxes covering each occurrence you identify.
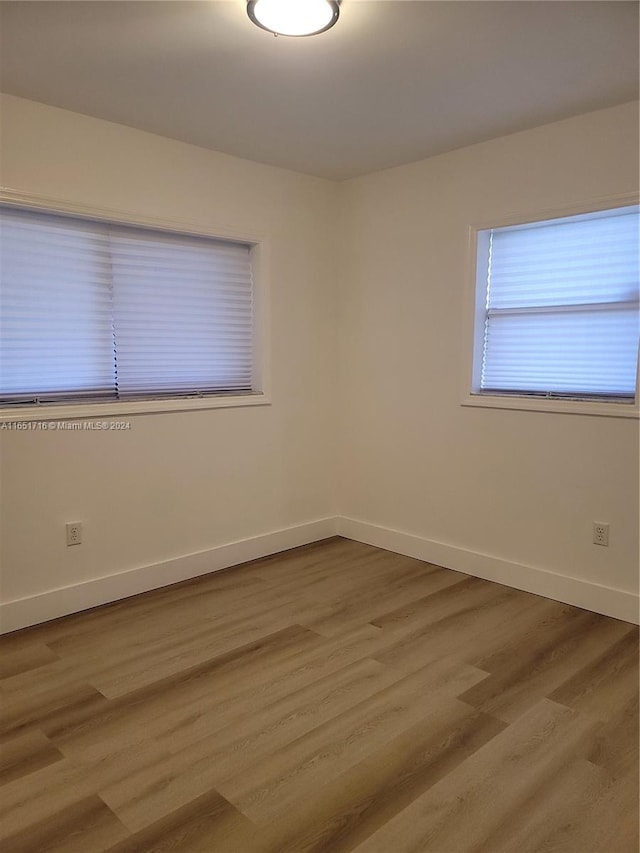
[0,188,272,422]
[460,192,640,419]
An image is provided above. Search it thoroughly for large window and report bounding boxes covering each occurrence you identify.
[0,206,256,407]
[470,205,639,407]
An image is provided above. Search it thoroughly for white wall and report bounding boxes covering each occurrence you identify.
[337,102,639,611]
[0,95,340,613]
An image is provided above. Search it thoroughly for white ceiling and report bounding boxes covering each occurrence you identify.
[0,1,637,180]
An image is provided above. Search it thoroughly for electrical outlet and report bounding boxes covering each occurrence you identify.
[66,522,82,546]
[593,522,609,547]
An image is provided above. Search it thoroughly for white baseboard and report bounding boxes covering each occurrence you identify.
[337,517,639,625]
[3,515,637,633]
[0,518,338,634]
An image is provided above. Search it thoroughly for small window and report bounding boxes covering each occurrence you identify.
[471,205,639,404]
[0,206,256,406]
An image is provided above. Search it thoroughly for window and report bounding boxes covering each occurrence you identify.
[0,206,257,408]
[470,205,639,408]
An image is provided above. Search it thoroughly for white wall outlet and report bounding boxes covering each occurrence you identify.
[66,522,82,546]
[593,522,609,547]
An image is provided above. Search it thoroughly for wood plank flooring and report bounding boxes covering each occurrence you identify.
[0,537,638,852]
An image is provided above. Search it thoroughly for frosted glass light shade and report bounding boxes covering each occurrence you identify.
[247,0,340,36]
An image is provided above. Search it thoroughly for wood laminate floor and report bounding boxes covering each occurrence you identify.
[0,538,638,853]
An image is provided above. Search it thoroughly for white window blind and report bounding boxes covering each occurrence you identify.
[1,209,116,401]
[477,207,639,400]
[0,206,255,405]
[110,225,253,397]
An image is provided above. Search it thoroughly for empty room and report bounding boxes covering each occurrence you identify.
[0,1,638,851]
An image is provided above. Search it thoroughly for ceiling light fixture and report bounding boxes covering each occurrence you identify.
[247,0,341,37]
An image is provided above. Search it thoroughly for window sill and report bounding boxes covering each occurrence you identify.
[461,393,639,419]
[0,393,271,423]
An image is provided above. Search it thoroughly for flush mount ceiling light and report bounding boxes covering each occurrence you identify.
[247,0,341,37]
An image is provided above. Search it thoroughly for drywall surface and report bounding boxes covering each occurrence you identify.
[0,94,340,605]
[337,102,639,601]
